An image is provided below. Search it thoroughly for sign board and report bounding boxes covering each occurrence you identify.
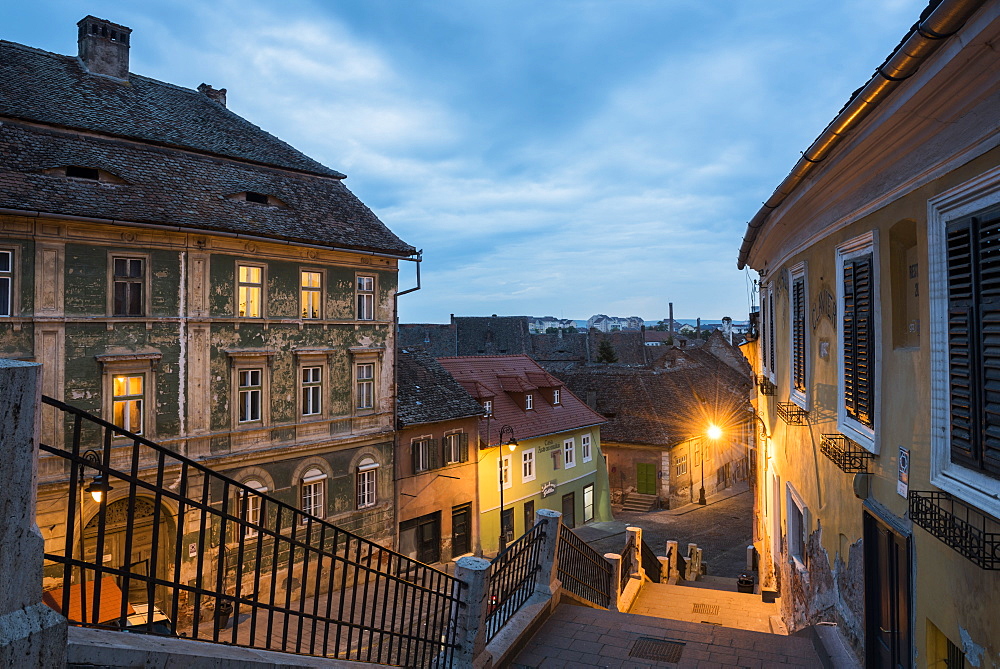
[897,447,909,498]
[541,480,557,498]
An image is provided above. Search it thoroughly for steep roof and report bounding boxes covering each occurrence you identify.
[397,349,485,427]
[437,355,605,444]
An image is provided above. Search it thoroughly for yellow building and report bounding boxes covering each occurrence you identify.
[738,1,1000,666]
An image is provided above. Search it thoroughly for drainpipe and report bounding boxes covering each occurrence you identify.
[392,250,422,552]
[736,0,987,269]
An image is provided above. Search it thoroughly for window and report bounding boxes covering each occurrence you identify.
[483,400,493,416]
[553,388,561,405]
[837,232,879,450]
[786,483,808,566]
[564,438,576,469]
[551,449,562,470]
[499,455,512,490]
[581,434,592,462]
[238,369,262,423]
[356,275,374,320]
[522,448,536,482]
[356,363,374,410]
[444,432,468,464]
[239,480,266,537]
[301,270,322,319]
[583,483,594,523]
[525,393,534,410]
[357,458,378,509]
[562,492,576,529]
[0,250,12,317]
[412,438,436,474]
[112,374,144,434]
[523,500,535,534]
[674,454,688,476]
[299,366,322,417]
[238,264,263,317]
[112,257,144,316]
[301,468,326,519]
[789,262,808,407]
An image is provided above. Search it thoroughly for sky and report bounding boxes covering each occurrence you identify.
[3,0,928,324]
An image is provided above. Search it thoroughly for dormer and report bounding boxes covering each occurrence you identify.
[497,374,538,412]
[226,191,288,207]
[42,165,127,184]
[458,380,495,416]
[525,371,563,406]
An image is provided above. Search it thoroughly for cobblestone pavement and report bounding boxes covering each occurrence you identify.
[575,483,753,578]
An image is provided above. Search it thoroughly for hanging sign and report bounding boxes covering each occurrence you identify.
[897,447,909,498]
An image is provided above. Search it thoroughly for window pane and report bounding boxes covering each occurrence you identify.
[128,399,143,433]
[0,277,9,317]
[114,258,127,276]
[0,251,10,273]
[128,376,142,395]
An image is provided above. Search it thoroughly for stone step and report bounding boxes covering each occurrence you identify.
[621,493,658,512]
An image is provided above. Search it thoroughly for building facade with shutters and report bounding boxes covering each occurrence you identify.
[0,17,415,600]
[739,1,1000,665]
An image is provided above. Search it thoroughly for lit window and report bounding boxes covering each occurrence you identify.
[301,468,326,519]
[499,455,512,489]
[238,369,262,423]
[356,275,374,320]
[302,366,322,416]
[112,257,144,316]
[583,483,594,523]
[674,454,688,476]
[301,271,322,319]
[112,374,143,434]
[581,434,592,462]
[444,433,467,464]
[357,458,378,509]
[0,250,11,317]
[356,363,374,410]
[564,438,576,469]
[553,388,561,405]
[238,265,262,318]
[522,449,536,482]
[525,393,533,410]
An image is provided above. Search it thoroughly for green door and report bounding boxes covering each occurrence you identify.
[637,463,657,495]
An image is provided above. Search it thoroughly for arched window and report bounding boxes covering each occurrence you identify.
[301,468,327,520]
[240,479,266,537]
[357,458,379,509]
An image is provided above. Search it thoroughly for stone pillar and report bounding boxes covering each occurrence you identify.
[657,556,669,581]
[626,527,642,579]
[666,540,679,581]
[604,553,622,613]
[0,360,67,667]
[452,556,491,667]
[534,509,562,597]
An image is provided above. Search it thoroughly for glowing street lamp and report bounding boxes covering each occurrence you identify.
[699,424,722,505]
[81,449,113,503]
[497,425,518,552]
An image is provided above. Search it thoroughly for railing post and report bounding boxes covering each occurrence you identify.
[604,553,622,613]
[666,540,679,582]
[452,556,491,668]
[626,526,642,579]
[657,556,669,581]
[0,361,67,667]
[534,509,562,597]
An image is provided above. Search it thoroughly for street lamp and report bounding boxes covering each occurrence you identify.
[81,449,113,503]
[497,424,518,552]
[699,424,722,505]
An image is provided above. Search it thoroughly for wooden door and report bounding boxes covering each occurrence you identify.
[864,511,911,668]
[561,492,576,529]
[637,463,656,494]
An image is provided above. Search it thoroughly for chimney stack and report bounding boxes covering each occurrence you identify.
[198,83,228,107]
[722,316,733,345]
[77,16,132,80]
[696,317,701,339]
[668,303,674,337]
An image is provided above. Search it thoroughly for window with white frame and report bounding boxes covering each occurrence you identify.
[522,448,536,482]
[112,374,144,434]
[483,399,493,416]
[786,483,808,566]
[356,363,374,410]
[553,388,561,405]
[837,232,879,451]
[238,369,263,423]
[929,175,1000,518]
[525,393,534,410]
[301,270,322,319]
[412,438,435,473]
[563,438,576,469]
[581,434,592,462]
[357,458,378,509]
[301,366,322,416]
[583,483,594,523]
[237,264,263,318]
[499,454,512,490]
[789,262,808,408]
[356,275,374,320]
[0,250,11,317]
[444,432,467,464]
[674,454,688,477]
[301,468,327,519]
[239,480,266,537]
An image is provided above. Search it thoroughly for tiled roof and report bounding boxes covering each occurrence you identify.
[437,355,605,444]
[397,348,486,427]
[525,371,560,388]
[497,374,537,393]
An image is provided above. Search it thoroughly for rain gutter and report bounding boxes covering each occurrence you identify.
[736,0,987,270]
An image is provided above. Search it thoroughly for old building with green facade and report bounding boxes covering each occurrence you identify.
[0,17,416,595]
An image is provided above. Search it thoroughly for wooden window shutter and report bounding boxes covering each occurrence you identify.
[977,212,1000,475]
[948,218,978,469]
[428,438,440,470]
[843,254,874,428]
[792,278,806,392]
[459,432,469,463]
[761,294,769,372]
[412,442,422,475]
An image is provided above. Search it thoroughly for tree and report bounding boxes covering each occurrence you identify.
[596,339,618,363]
[545,327,559,334]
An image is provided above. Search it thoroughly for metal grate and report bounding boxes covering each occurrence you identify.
[629,637,685,663]
[692,603,720,615]
[909,490,1000,570]
[776,402,809,425]
[820,434,874,473]
[757,374,776,396]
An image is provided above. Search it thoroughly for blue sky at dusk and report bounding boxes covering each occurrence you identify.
[3,1,926,323]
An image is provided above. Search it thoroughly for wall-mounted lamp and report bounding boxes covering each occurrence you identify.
[81,450,113,503]
[497,425,518,552]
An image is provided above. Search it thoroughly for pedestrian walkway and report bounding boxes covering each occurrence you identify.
[513,604,822,668]
[627,578,778,634]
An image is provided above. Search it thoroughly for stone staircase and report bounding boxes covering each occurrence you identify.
[621,492,658,512]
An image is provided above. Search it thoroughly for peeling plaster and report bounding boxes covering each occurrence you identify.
[961,626,985,667]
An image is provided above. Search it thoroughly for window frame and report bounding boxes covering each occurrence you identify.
[300,269,323,320]
[443,431,468,465]
[785,482,809,569]
[356,274,375,321]
[111,373,145,435]
[553,388,561,405]
[412,436,435,474]
[237,368,264,424]
[239,479,267,538]
[228,352,272,429]
[525,393,534,410]
[355,362,375,411]
[928,169,1000,518]
[563,438,576,469]
[483,399,493,416]
[581,434,592,463]
[836,231,880,452]
[357,458,379,509]
[107,252,150,318]
[499,454,512,490]
[583,483,594,523]
[521,448,536,483]
[300,365,323,417]
[674,454,688,477]
[0,248,13,318]
[236,262,266,318]
[760,282,776,382]
[98,354,159,441]
[300,467,327,520]
[788,262,809,409]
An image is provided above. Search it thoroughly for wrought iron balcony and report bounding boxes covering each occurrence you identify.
[757,375,775,396]
[909,490,1000,570]
[820,434,873,473]
[776,402,809,425]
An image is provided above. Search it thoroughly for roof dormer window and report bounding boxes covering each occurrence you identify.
[44,165,126,184]
[245,191,268,204]
[526,393,534,410]
[228,191,287,207]
[66,166,99,180]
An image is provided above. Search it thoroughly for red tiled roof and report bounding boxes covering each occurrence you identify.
[497,374,537,393]
[437,355,605,444]
[525,371,561,388]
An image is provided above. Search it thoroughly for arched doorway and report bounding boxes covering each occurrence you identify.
[82,497,174,608]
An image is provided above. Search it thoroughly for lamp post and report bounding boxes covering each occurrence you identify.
[82,449,113,503]
[497,424,518,552]
[700,424,722,505]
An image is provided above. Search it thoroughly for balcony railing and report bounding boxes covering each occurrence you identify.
[776,402,809,425]
[556,525,612,608]
[756,375,775,396]
[909,490,1000,570]
[820,434,874,473]
[38,396,464,667]
[485,522,546,641]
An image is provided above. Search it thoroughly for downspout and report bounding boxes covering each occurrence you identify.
[736,0,986,269]
[392,250,422,552]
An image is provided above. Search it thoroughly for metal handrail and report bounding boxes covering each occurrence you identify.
[620,535,636,593]
[639,538,660,583]
[38,396,464,667]
[485,522,546,641]
[556,525,612,608]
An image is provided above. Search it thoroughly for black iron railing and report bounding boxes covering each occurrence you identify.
[909,490,1000,570]
[776,402,809,425]
[820,434,873,473]
[756,374,775,396]
[639,538,660,583]
[485,522,546,641]
[556,525,611,608]
[38,396,465,667]
[620,534,636,593]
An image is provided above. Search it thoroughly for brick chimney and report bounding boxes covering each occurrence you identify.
[77,16,132,80]
[197,83,227,107]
